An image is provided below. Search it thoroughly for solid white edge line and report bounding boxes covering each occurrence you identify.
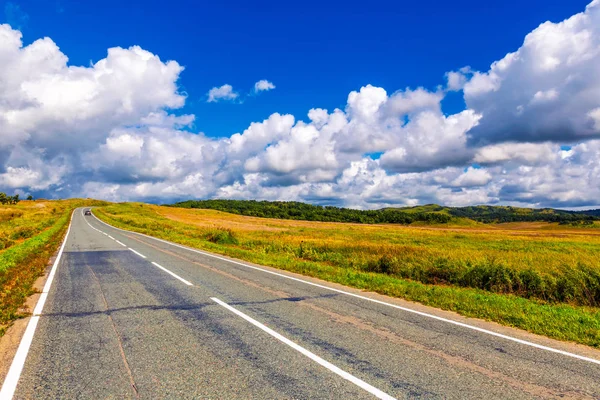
[0,210,75,399]
[151,262,192,286]
[127,248,146,259]
[108,235,114,240]
[91,212,600,366]
[211,297,395,400]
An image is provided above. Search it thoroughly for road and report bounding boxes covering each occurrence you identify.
[2,208,600,399]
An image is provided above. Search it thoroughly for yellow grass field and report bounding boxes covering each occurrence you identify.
[95,203,600,347]
[159,206,600,279]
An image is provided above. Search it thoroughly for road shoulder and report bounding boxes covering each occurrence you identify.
[0,252,56,384]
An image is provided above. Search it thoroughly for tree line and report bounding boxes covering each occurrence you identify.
[448,205,598,223]
[170,200,600,225]
[0,193,20,205]
[170,200,452,224]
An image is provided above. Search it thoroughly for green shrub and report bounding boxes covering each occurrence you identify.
[366,254,398,275]
[205,228,239,245]
[10,226,36,240]
[0,237,14,250]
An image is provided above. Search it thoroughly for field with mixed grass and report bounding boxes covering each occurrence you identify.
[0,199,106,336]
[95,203,600,347]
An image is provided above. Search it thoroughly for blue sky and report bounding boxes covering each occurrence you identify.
[1,0,599,208]
[5,0,590,137]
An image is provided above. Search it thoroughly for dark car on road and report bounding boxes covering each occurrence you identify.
[84,210,92,215]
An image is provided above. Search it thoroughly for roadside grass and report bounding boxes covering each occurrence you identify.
[95,203,600,347]
[0,200,107,336]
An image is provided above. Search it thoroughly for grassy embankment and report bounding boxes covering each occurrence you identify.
[0,199,107,336]
[95,203,600,347]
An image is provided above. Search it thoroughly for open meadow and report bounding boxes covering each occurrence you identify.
[0,199,106,336]
[95,203,600,347]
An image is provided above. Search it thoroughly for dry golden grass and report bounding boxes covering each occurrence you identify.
[157,205,600,279]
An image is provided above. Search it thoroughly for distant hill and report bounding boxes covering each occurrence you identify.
[169,200,599,225]
[171,199,452,224]
[573,209,600,217]
[400,204,598,224]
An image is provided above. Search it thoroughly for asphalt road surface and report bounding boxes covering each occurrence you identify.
[3,208,600,399]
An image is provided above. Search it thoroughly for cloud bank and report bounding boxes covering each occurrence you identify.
[1,1,600,209]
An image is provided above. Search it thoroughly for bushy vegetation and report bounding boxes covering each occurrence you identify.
[579,209,600,217]
[205,228,239,244]
[95,203,600,347]
[171,200,452,224]
[0,192,20,205]
[365,255,600,306]
[0,199,108,336]
[170,199,599,225]
[446,205,599,223]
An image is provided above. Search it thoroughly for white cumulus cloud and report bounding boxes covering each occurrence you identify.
[464,1,600,144]
[207,84,238,102]
[254,79,275,93]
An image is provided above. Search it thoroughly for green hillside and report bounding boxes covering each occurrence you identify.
[170,200,599,225]
[434,205,596,223]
